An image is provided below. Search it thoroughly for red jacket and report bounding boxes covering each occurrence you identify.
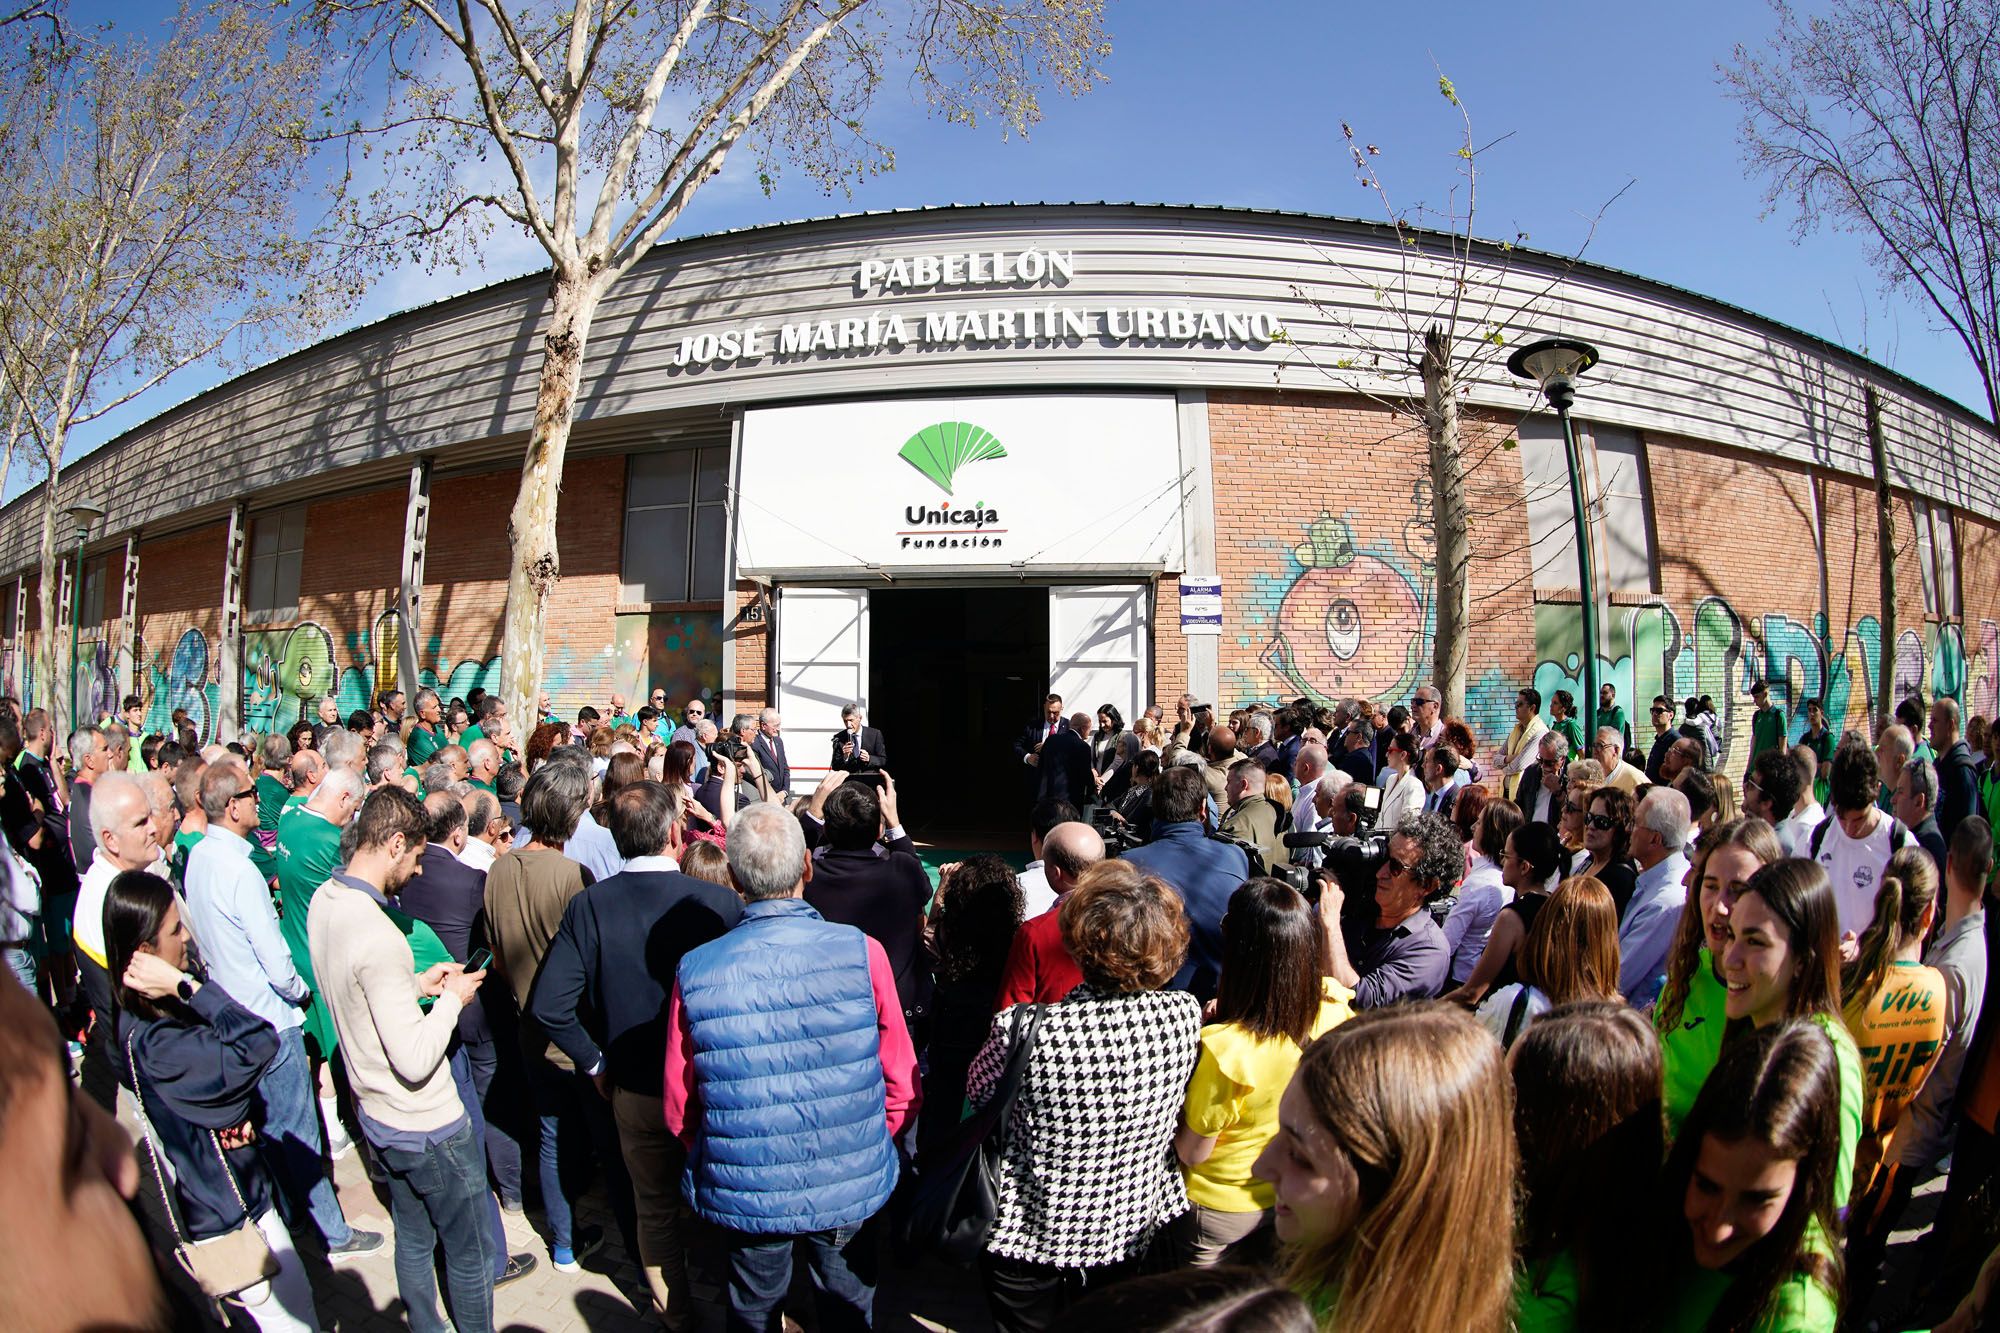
[993,900,1083,1010]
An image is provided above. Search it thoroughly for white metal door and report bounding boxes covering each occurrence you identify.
[1049,584,1149,727]
[774,586,870,784]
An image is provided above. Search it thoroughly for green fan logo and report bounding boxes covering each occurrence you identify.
[897,421,1008,495]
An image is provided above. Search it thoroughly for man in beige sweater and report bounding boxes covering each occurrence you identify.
[308,786,492,1333]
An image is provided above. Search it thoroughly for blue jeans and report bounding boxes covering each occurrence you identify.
[724,1221,876,1332]
[447,1045,511,1282]
[526,1054,634,1255]
[257,1026,351,1248]
[460,1020,524,1206]
[376,1120,494,1333]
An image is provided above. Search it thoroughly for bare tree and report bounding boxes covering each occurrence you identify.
[310,0,1111,730]
[1281,75,1626,716]
[1726,0,2000,423]
[0,4,336,732]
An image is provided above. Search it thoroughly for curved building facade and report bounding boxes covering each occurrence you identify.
[5,203,1995,807]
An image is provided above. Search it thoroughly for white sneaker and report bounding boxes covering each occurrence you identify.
[321,1098,354,1159]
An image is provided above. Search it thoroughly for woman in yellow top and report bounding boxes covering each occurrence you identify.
[1171,878,1352,1267]
[1840,846,1948,1298]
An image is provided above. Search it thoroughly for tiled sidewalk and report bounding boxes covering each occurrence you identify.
[297,1144,995,1332]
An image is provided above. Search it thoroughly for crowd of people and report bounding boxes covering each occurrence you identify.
[7,675,2000,1331]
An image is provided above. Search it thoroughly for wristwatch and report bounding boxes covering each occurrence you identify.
[175,975,195,1003]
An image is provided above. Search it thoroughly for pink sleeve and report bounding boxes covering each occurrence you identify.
[866,937,922,1136]
[661,981,698,1146]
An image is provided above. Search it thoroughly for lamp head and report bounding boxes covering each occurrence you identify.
[65,498,105,543]
[1507,337,1601,412]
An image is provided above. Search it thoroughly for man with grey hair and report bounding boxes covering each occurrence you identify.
[319,726,366,778]
[1592,725,1647,795]
[830,701,885,773]
[311,694,342,745]
[752,707,790,804]
[457,787,509,871]
[1240,712,1278,768]
[186,757,382,1260]
[367,741,410,792]
[66,725,109,874]
[466,738,502,794]
[1618,787,1694,1005]
[1893,755,1949,872]
[664,800,917,1330]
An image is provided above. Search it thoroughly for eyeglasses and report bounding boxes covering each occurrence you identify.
[1561,800,1585,815]
[1584,812,1618,831]
[231,787,257,802]
[1382,850,1415,877]
[1649,707,1669,716]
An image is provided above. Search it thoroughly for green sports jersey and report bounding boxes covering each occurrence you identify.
[275,805,345,1058]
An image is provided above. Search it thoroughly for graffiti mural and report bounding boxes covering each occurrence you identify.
[611,612,725,709]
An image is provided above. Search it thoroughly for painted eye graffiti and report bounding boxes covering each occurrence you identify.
[1326,598,1361,659]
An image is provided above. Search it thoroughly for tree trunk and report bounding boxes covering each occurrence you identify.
[35,463,60,736]
[499,269,601,738]
[1866,385,1895,735]
[1423,326,1469,716]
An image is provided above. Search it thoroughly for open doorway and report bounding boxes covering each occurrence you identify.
[868,585,1048,842]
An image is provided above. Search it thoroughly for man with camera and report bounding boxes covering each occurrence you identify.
[1317,812,1459,1009]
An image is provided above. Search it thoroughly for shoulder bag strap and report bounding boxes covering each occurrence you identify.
[986,1003,1047,1138]
[1502,986,1535,1048]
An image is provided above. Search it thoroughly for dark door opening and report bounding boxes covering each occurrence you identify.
[868,586,1048,841]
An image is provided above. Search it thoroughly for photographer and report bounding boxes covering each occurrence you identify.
[694,737,767,824]
[1319,812,1460,1009]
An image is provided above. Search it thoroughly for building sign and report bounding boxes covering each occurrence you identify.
[670,250,1282,369]
[735,394,1186,575]
[1179,577,1223,634]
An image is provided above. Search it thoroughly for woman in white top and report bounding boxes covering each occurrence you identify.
[1375,731,1426,832]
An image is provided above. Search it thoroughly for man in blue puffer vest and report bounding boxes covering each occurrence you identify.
[663,801,920,1330]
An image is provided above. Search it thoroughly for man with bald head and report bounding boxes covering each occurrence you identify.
[1033,712,1095,808]
[994,820,1106,1008]
[288,747,327,806]
[467,739,502,793]
[69,770,157,1109]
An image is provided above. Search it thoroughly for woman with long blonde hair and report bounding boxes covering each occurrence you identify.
[1252,1003,1516,1332]
[1475,875,1622,1048]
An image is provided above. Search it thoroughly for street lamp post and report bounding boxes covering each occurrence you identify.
[1507,338,1603,735]
[65,498,105,739]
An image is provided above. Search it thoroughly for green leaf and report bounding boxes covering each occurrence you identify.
[1502,438,1518,451]
[1438,75,1458,103]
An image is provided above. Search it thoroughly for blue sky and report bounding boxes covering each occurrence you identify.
[47,0,1976,482]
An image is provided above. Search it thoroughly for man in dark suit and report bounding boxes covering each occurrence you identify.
[751,708,791,803]
[828,703,886,773]
[1014,692,1068,803]
[802,776,932,1032]
[1514,731,1567,830]
[532,781,741,1314]
[1036,711,1097,808]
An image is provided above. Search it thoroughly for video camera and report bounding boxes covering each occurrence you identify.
[1090,805,1145,855]
[1278,827,1389,911]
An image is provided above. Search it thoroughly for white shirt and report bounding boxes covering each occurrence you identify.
[1529,781,1556,825]
[1477,983,1551,1046]
[1774,800,1826,857]
[566,808,625,883]
[0,847,40,943]
[456,838,498,872]
[1814,809,1919,935]
[1376,768,1424,831]
[1618,851,1691,1005]
[1442,854,1511,984]
[73,850,122,967]
[1017,862,1058,919]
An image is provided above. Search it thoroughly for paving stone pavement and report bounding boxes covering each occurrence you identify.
[301,1144,996,1332]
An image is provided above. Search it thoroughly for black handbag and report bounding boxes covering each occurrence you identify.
[895,1001,1046,1263]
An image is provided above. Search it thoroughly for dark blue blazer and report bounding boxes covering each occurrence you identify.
[529,865,741,1095]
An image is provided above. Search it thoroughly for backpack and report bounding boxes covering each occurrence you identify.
[1806,811,1915,860]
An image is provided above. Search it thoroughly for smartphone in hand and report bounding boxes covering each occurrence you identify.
[466,947,493,973]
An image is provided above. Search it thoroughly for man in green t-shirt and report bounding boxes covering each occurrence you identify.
[406,688,445,766]
[276,768,365,1059]
[1595,683,1631,752]
[251,733,294,885]
[1744,679,1788,784]
[120,696,149,772]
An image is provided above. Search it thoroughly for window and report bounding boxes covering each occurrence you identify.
[79,558,106,630]
[622,447,730,603]
[245,506,305,623]
[1516,417,1657,596]
[1913,500,1960,619]
[1588,425,1657,595]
